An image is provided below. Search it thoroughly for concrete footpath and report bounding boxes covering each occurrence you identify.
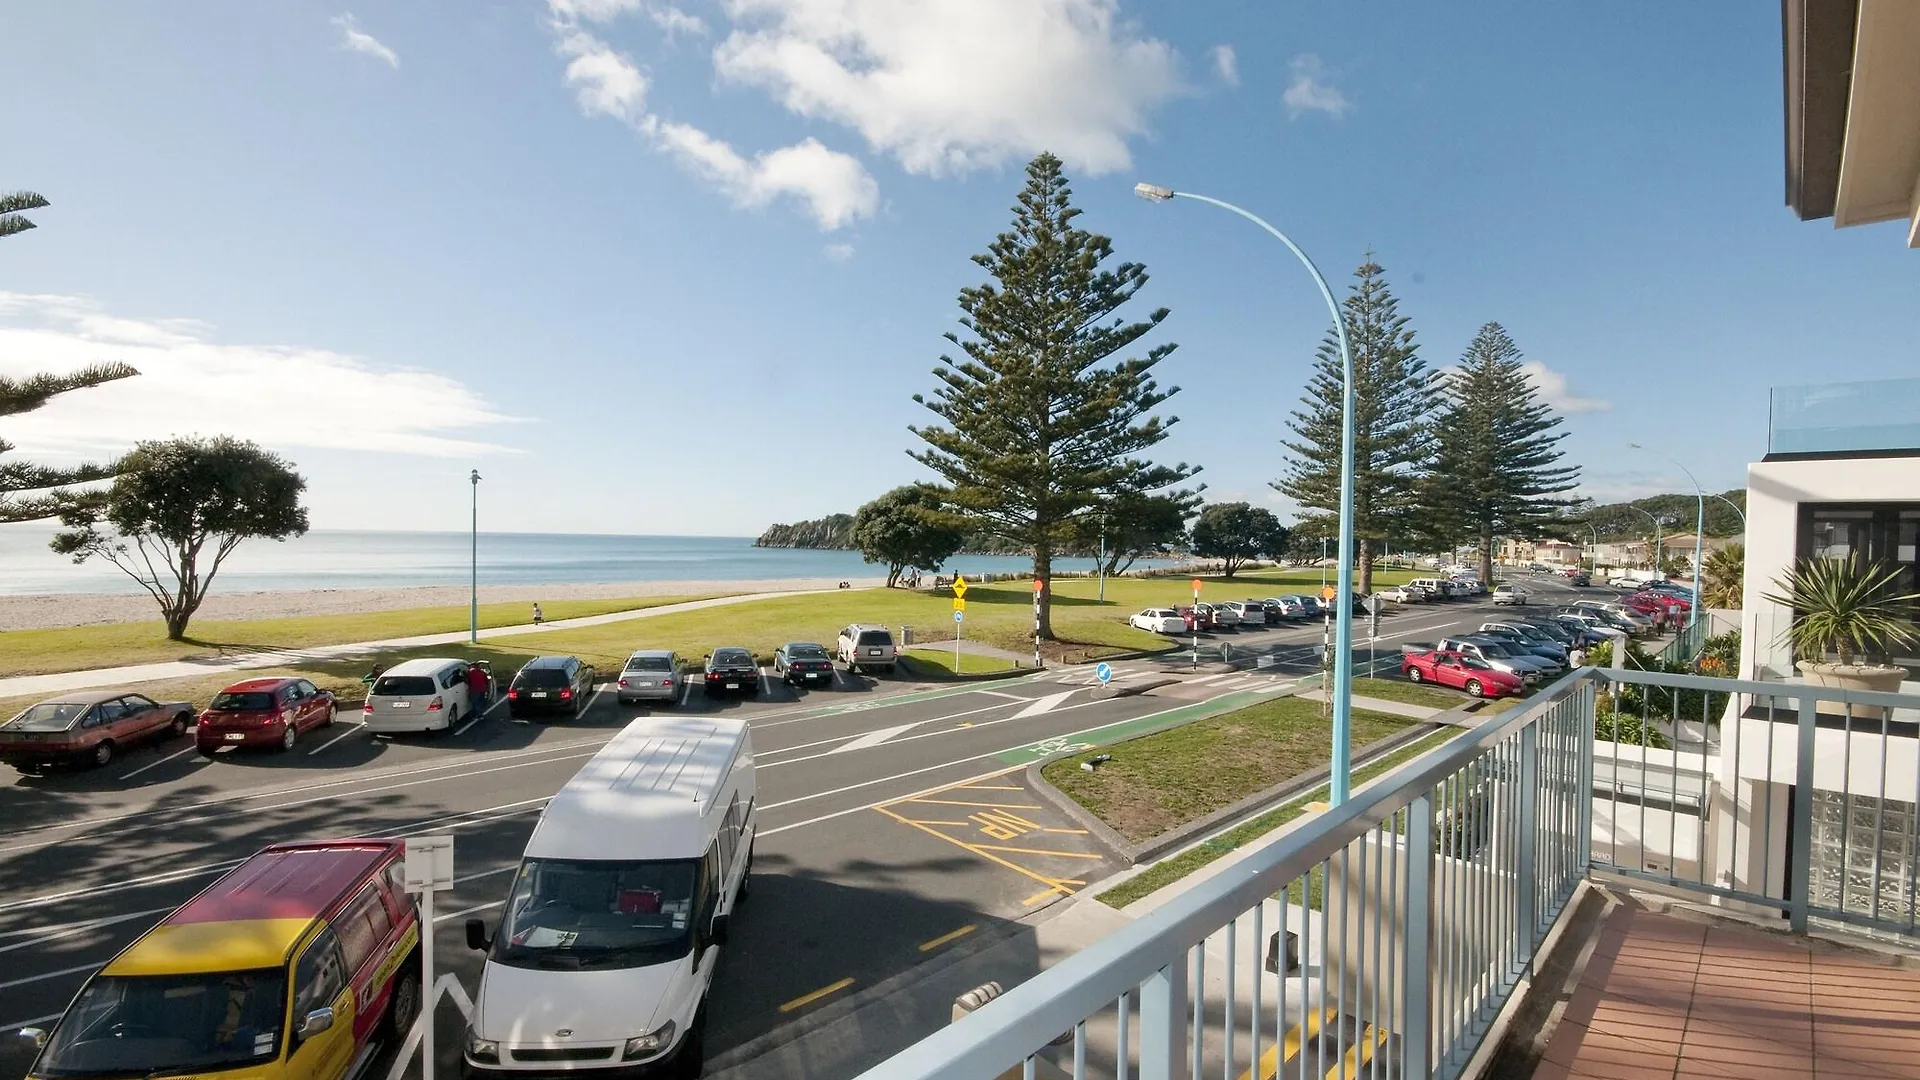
[0,588,842,699]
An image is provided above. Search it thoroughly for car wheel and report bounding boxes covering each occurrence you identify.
[1407,667,1424,683]
[92,740,115,768]
[1466,679,1485,698]
[382,960,421,1040]
[280,723,298,752]
[323,703,336,728]
[168,713,189,739]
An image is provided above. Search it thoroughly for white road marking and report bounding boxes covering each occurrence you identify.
[451,708,483,737]
[969,689,1028,700]
[679,677,694,707]
[308,720,369,756]
[829,722,923,754]
[434,899,507,924]
[0,960,106,992]
[759,667,772,697]
[755,697,1028,758]
[117,743,201,781]
[1012,690,1077,719]
[0,1012,62,1032]
[0,906,175,949]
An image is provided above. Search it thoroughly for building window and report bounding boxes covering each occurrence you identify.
[1795,503,1920,671]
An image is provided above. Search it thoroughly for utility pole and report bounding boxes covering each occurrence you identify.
[469,470,481,645]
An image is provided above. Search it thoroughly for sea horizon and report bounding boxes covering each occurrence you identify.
[0,525,1172,596]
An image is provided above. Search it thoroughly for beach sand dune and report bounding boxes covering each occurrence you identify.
[0,577,889,632]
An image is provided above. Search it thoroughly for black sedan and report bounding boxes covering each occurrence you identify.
[506,655,597,720]
[704,647,760,697]
[773,642,836,687]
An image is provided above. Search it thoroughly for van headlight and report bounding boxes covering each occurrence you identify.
[466,1030,499,1063]
[621,1022,675,1061]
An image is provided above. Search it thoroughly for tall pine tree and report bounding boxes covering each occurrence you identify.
[1274,255,1434,593]
[2,190,138,524]
[911,153,1196,639]
[1426,322,1580,582]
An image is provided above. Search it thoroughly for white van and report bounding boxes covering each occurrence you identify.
[463,717,756,1077]
[363,657,473,734]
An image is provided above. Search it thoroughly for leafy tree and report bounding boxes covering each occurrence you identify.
[1189,502,1289,578]
[51,437,310,639]
[1701,543,1744,609]
[851,485,966,588]
[910,153,1196,639]
[1069,489,1198,577]
[1424,322,1580,582]
[1275,255,1436,594]
[1,190,140,523]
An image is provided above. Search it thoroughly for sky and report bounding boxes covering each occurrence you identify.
[2,1,1915,538]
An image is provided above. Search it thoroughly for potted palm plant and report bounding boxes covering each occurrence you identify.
[1763,556,1918,715]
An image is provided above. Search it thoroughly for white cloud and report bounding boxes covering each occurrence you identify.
[1213,44,1238,86]
[646,120,879,229]
[330,13,399,68]
[1520,361,1611,414]
[823,242,854,261]
[547,0,646,21]
[0,293,516,460]
[711,0,1182,176]
[651,6,709,37]
[1282,54,1349,119]
[556,29,649,121]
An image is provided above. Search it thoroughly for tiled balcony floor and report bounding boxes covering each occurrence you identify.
[1534,903,1920,1079]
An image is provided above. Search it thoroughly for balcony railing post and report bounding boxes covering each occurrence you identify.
[1402,791,1436,1080]
[1789,692,1818,933]
[1577,680,1595,878]
[1138,960,1187,1080]
[1517,723,1539,952]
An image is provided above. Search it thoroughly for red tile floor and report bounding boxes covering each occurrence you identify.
[1535,902,1920,1079]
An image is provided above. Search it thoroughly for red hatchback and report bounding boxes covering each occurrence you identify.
[197,677,337,755]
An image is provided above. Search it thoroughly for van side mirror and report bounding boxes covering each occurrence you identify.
[465,918,491,952]
[298,1008,334,1039]
[709,914,731,947]
[18,1028,48,1050]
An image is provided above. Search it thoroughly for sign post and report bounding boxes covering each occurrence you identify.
[1095,661,1112,688]
[403,835,455,1080]
[1190,577,1202,670]
[951,576,968,674]
[1032,577,1044,669]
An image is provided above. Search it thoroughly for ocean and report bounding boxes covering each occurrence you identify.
[0,526,1171,595]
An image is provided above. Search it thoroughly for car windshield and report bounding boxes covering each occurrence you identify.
[371,676,436,697]
[1472,641,1517,658]
[785,645,828,660]
[208,692,274,712]
[33,970,287,1078]
[1456,655,1495,671]
[491,857,699,971]
[625,656,674,672]
[516,667,570,688]
[4,702,90,732]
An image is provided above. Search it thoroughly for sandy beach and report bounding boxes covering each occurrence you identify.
[0,577,890,632]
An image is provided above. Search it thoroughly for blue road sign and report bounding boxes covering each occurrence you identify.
[1094,662,1113,686]
[954,610,964,623]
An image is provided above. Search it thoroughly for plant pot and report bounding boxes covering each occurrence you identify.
[1796,661,1908,720]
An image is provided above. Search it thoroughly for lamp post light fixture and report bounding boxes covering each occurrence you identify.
[469,469,481,645]
[1628,443,1703,626]
[1135,181,1360,805]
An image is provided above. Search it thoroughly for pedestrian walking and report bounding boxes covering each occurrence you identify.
[531,602,544,625]
[466,662,490,708]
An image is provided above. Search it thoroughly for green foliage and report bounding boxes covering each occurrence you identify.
[850,485,966,587]
[1068,489,1199,577]
[1702,543,1743,609]
[1188,501,1288,578]
[754,514,855,549]
[909,153,1196,637]
[1423,322,1579,582]
[0,190,50,239]
[1275,255,1435,592]
[51,436,311,640]
[1570,491,1746,543]
[1596,710,1671,749]
[1696,629,1740,677]
[1762,556,1920,667]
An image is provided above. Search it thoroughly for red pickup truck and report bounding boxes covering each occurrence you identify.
[1401,649,1527,699]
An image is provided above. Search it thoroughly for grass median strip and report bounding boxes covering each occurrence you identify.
[1352,676,1472,711]
[1092,725,1471,910]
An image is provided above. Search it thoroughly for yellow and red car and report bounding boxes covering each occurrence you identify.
[23,840,420,1080]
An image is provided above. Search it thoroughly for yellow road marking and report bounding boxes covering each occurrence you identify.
[973,844,1106,860]
[1328,1025,1389,1080]
[874,764,1024,810]
[908,799,1044,809]
[778,977,854,1013]
[905,819,971,827]
[1041,827,1089,835]
[918,924,978,952]
[1237,1009,1336,1080]
[878,805,1081,901]
[958,783,1023,791]
[1021,886,1065,906]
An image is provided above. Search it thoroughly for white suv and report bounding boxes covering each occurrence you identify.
[838,624,897,674]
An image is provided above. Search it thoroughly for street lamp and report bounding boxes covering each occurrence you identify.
[469,469,481,645]
[1629,443,1703,626]
[1135,181,1360,805]
[1710,493,1747,531]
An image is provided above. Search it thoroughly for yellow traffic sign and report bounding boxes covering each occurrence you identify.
[953,597,966,612]
[952,574,968,598]
[1321,585,1337,602]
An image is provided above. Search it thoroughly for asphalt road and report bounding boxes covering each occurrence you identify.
[0,572,1592,1079]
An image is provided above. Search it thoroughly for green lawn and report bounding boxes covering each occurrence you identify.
[0,596,718,679]
[1093,725,1470,909]
[1352,676,1471,711]
[1040,695,1412,845]
[897,650,1021,678]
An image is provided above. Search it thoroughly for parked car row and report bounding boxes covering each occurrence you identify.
[1131,592,1373,635]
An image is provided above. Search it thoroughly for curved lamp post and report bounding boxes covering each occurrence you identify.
[470,469,482,645]
[1629,443,1703,626]
[1134,182,1359,805]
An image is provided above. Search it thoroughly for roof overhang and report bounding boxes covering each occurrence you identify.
[1783,0,1920,247]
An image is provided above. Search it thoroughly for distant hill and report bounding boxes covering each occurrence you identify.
[755,514,855,550]
[1572,491,1746,542]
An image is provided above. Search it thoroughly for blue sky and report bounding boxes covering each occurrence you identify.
[2,1,1914,537]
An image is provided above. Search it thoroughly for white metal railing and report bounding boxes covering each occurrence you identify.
[857,667,1920,1080]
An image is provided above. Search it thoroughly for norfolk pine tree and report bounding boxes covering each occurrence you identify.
[1274,255,1435,593]
[910,154,1196,639]
[1426,322,1580,582]
[1,189,139,524]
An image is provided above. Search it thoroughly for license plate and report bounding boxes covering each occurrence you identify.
[226,733,246,741]
[867,648,883,656]
[637,681,653,687]
[390,701,411,708]
[726,682,740,690]
[530,691,549,698]
[804,672,821,679]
